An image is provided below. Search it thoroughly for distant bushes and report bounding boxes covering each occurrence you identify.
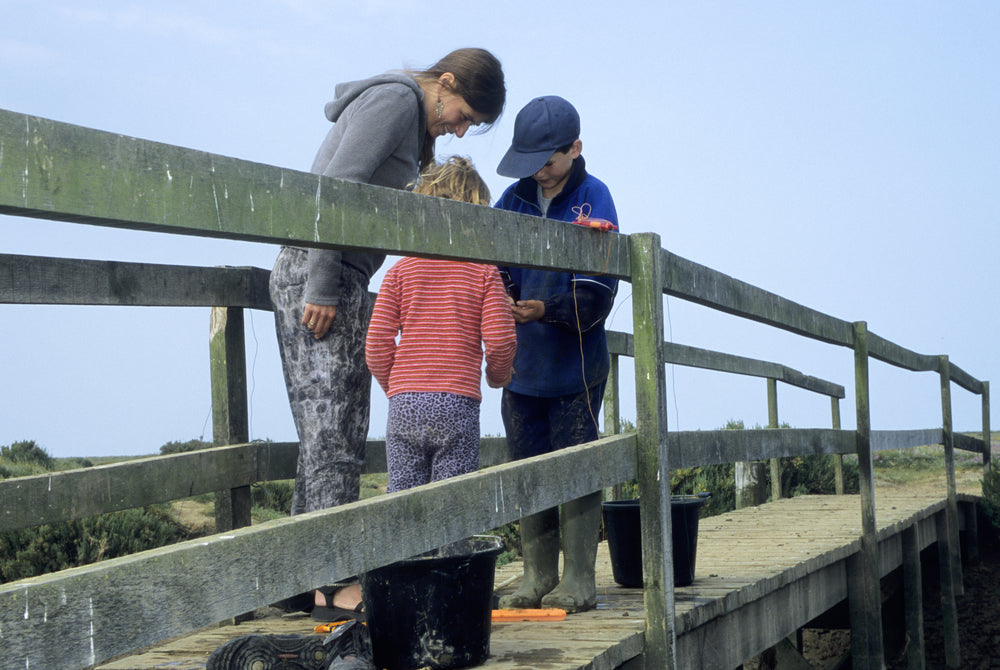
[1,440,54,470]
[982,461,1000,529]
[0,439,192,585]
[160,438,212,454]
[0,507,187,584]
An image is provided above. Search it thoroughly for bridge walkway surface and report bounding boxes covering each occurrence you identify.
[98,476,982,670]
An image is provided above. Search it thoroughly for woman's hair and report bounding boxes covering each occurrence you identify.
[410,48,505,169]
[413,156,491,205]
[414,48,506,126]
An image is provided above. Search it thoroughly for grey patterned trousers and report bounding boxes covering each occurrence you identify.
[270,247,374,515]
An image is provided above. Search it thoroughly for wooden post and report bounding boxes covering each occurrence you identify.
[936,511,961,669]
[938,354,966,670]
[983,381,992,469]
[847,321,885,669]
[831,396,845,495]
[210,305,252,532]
[938,356,963,595]
[767,378,781,501]
[629,233,676,669]
[902,524,926,670]
[603,353,624,501]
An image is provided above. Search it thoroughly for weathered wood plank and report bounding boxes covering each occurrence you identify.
[0,108,629,278]
[871,428,944,452]
[607,331,845,399]
[0,438,512,532]
[0,254,272,309]
[0,444,264,532]
[668,428,855,468]
[4,427,960,534]
[660,249,855,347]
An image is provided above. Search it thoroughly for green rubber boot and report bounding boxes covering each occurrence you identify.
[498,507,560,609]
[540,492,601,613]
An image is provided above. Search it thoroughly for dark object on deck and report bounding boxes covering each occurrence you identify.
[603,493,711,587]
[359,535,503,669]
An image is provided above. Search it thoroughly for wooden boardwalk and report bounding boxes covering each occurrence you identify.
[99,480,981,670]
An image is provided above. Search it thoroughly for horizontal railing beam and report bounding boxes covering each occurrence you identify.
[0,253,272,309]
[661,249,855,347]
[0,432,636,670]
[669,428,855,468]
[0,438,511,532]
[607,330,845,398]
[0,109,629,278]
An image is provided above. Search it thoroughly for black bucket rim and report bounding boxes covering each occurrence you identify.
[383,534,503,568]
[602,492,711,508]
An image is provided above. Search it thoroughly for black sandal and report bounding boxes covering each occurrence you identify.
[311,585,366,623]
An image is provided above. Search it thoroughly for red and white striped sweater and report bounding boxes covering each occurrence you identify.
[365,257,516,401]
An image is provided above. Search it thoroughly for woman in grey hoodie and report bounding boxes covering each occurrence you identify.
[268,48,505,618]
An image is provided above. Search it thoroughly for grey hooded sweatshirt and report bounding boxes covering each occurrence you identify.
[303,72,427,305]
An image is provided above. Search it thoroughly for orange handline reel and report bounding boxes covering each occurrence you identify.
[571,203,617,232]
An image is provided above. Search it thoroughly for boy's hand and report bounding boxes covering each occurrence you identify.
[511,299,545,324]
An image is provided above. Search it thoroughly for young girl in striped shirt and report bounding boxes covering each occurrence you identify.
[365,156,516,492]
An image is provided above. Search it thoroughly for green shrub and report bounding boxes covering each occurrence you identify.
[0,507,187,584]
[159,438,212,454]
[1,440,54,469]
[671,463,735,517]
[252,480,294,514]
[781,454,860,497]
[981,461,1000,529]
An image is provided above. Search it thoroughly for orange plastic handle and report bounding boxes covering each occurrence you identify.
[491,608,567,622]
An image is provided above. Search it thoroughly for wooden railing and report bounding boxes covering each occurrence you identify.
[0,107,991,670]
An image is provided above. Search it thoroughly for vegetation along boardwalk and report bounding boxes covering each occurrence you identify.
[99,476,983,670]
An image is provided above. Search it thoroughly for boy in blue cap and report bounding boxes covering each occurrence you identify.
[494,96,619,613]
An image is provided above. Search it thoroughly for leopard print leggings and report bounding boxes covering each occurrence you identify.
[384,392,480,492]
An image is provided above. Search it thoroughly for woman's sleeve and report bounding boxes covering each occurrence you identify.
[308,84,421,305]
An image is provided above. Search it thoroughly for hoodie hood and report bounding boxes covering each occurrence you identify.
[325,71,425,123]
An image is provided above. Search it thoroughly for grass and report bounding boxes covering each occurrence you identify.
[872,441,991,486]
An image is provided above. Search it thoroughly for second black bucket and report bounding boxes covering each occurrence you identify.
[602,493,710,588]
[359,535,503,670]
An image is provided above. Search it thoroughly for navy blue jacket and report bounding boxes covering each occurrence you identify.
[495,157,619,397]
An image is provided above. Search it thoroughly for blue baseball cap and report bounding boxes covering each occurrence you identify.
[497,96,580,178]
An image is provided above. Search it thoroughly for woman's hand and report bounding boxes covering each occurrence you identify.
[302,303,337,339]
[510,299,544,324]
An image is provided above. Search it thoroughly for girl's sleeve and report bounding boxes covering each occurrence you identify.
[481,267,517,387]
[365,272,402,395]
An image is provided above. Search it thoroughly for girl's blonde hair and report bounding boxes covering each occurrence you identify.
[413,156,491,205]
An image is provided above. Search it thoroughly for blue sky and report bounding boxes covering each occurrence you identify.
[2,2,998,457]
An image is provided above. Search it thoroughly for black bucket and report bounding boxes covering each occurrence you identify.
[359,535,503,670]
[602,493,710,588]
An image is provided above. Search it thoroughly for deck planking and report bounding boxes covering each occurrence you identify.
[98,479,981,670]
